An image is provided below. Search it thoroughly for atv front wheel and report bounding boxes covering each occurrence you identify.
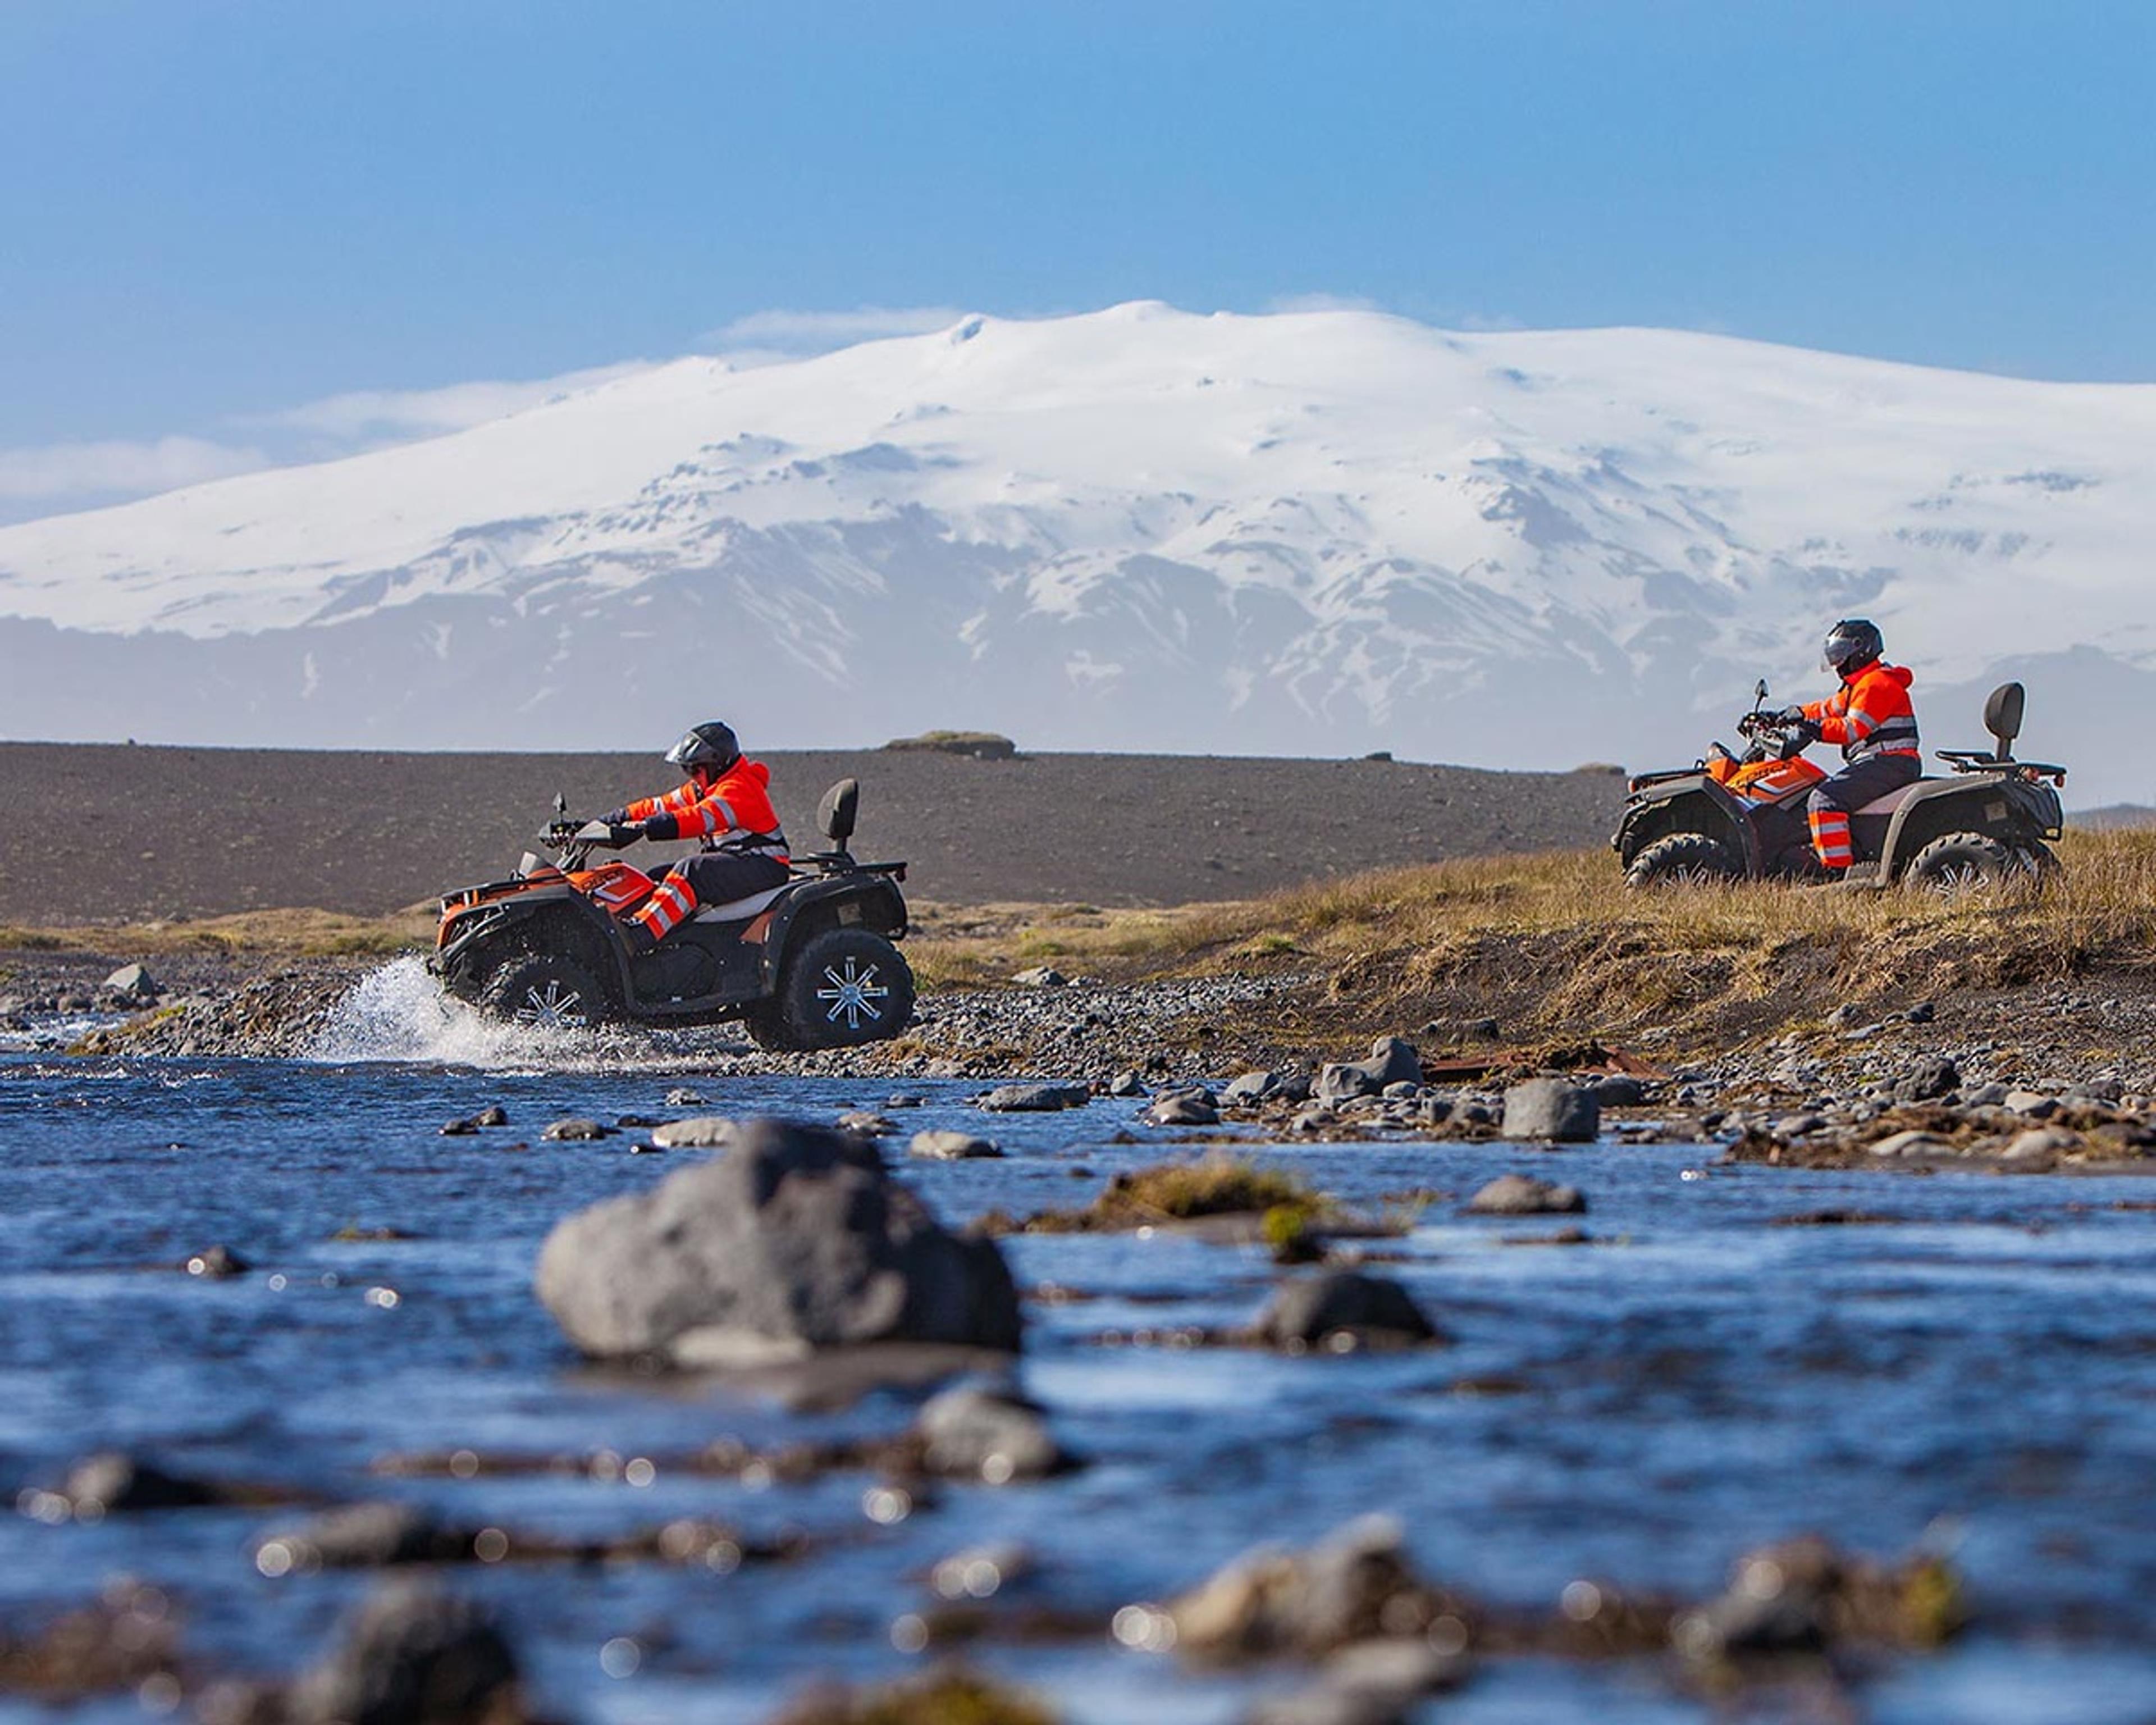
[1904,832,2016,898]
[755,928,915,1051]
[1625,833,1742,888]
[481,953,610,1030]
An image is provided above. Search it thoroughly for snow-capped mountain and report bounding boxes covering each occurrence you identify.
[3,302,2153,803]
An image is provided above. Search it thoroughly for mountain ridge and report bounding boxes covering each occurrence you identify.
[2,303,2151,802]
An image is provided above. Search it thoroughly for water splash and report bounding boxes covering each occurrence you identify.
[305,956,601,1069]
[303,956,731,1072]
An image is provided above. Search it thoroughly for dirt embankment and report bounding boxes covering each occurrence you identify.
[0,742,1624,925]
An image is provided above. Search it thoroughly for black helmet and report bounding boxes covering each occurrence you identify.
[1821,618,1884,676]
[664,720,739,775]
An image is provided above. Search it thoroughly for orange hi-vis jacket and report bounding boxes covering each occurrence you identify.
[622,758,790,861]
[1802,662,1920,765]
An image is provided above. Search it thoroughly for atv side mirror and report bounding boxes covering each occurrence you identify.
[818,778,859,848]
[1754,678,1769,706]
[554,792,568,816]
[1983,682,2025,761]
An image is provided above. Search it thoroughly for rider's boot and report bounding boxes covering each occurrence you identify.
[621,919,663,960]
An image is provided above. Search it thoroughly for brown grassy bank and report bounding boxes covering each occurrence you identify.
[912,829,2156,1059]
[10,832,2155,1067]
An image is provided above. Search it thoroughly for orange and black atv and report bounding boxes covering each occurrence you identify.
[1615,680,2066,891]
[429,778,913,1050]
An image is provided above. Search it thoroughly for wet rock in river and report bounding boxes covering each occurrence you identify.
[1223,1069,1285,1104]
[538,1117,610,1142]
[980,1083,1090,1112]
[1466,1174,1586,1216]
[255,1502,478,1571]
[650,1115,739,1148]
[1148,1086,1220,1126]
[1170,1514,1448,1660]
[665,1087,706,1106]
[839,1111,897,1137]
[58,1450,221,1515]
[0,1579,180,1700]
[911,1381,1071,1481]
[1593,1074,1647,1107]
[471,1105,508,1128]
[284,1579,526,1725]
[1672,1534,1963,1660]
[2002,1126,2079,1164]
[1317,1037,1421,1103]
[1255,1272,1445,1351]
[768,1666,1055,1725]
[536,1118,1021,1365]
[1108,1069,1148,1097]
[1501,1079,1599,1143]
[910,1129,1002,1161]
[186,1243,251,1277]
[1866,1129,1955,1159]
[1248,1639,1469,1725]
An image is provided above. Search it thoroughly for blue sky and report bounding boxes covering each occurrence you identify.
[4,1,2153,510]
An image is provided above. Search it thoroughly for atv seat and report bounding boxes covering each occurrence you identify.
[1856,783,1926,817]
[691,884,791,924]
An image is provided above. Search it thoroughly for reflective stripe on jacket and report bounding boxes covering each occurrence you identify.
[622,758,791,861]
[1803,662,1919,764]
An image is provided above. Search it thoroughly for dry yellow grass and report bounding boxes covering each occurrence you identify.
[909,830,2156,1052]
[0,905,436,959]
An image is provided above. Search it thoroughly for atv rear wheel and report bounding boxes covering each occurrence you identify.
[1904,832,2016,898]
[481,953,610,1030]
[1625,833,1742,888]
[756,928,915,1051]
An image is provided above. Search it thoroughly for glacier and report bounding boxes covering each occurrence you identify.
[2,301,2152,803]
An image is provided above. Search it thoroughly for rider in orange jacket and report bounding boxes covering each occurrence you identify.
[1778,619,1921,872]
[599,722,791,952]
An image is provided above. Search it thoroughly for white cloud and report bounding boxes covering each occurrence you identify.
[702,305,972,353]
[257,362,647,441]
[0,435,267,503]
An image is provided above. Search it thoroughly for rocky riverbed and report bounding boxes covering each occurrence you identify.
[11,944,2156,1179]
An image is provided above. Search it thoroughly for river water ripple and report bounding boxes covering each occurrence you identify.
[4,1007,2156,1723]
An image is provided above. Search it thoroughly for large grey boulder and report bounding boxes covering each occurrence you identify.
[1500,1078,1600,1143]
[535,1119,1021,1365]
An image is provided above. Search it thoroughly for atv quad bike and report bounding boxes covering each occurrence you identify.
[1615,680,2066,892]
[430,778,913,1050]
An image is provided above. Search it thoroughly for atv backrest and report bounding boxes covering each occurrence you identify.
[818,778,859,846]
[1984,682,2025,761]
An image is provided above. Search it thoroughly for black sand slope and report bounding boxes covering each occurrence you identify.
[0,742,1626,923]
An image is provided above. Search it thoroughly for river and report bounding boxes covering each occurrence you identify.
[3,964,2154,1723]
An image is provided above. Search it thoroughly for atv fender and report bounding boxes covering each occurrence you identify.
[1614,777,1761,874]
[441,886,629,1005]
[1877,775,2057,879]
[758,874,908,991]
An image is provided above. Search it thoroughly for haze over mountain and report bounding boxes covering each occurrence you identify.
[1,303,2150,804]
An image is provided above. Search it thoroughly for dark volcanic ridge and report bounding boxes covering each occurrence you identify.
[0,742,1625,924]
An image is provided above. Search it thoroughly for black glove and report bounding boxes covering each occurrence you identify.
[604,823,642,849]
[599,809,629,827]
[1777,705,1808,725]
[640,812,682,843]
